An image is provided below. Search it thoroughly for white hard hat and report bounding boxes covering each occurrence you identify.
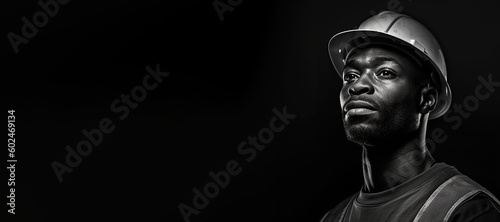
[328,11,452,119]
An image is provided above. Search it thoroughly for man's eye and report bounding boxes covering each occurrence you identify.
[376,70,396,78]
[344,73,358,82]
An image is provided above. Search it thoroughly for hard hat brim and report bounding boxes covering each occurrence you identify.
[328,29,452,120]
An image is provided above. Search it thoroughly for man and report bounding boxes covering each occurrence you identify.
[321,11,500,222]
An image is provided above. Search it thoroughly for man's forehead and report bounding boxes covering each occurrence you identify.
[345,46,404,67]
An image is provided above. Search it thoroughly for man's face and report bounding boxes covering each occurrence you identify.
[340,45,426,146]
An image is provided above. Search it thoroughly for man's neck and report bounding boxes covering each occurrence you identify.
[361,136,435,193]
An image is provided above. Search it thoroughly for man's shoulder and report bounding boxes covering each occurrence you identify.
[448,194,500,222]
[414,173,500,222]
[320,193,357,222]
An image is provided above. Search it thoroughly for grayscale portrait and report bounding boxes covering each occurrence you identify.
[320,11,500,222]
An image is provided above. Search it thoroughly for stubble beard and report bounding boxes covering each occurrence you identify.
[343,105,419,147]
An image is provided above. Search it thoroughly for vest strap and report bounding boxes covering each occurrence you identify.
[413,175,500,222]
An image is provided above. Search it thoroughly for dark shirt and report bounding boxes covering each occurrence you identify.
[321,163,500,222]
[449,195,500,222]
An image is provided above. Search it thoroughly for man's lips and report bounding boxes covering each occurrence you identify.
[343,100,377,117]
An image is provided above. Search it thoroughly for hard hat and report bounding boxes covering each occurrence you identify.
[328,11,452,119]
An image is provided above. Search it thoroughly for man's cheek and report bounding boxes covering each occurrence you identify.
[339,89,348,100]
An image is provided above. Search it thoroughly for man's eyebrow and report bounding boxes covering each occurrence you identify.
[369,56,401,66]
[345,56,401,68]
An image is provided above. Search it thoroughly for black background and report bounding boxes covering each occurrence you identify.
[3,0,500,221]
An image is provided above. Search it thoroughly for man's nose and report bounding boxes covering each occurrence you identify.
[348,72,374,96]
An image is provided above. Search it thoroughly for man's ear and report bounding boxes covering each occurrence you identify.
[419,85,438,115]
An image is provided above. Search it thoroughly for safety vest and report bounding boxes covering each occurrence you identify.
[413,175,500,222]
[331,175,500,222]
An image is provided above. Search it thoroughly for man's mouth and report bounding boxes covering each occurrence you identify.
[343,100,377,118]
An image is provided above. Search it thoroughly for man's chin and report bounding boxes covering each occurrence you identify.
[345,127,374,145]
[344,123,381,146]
